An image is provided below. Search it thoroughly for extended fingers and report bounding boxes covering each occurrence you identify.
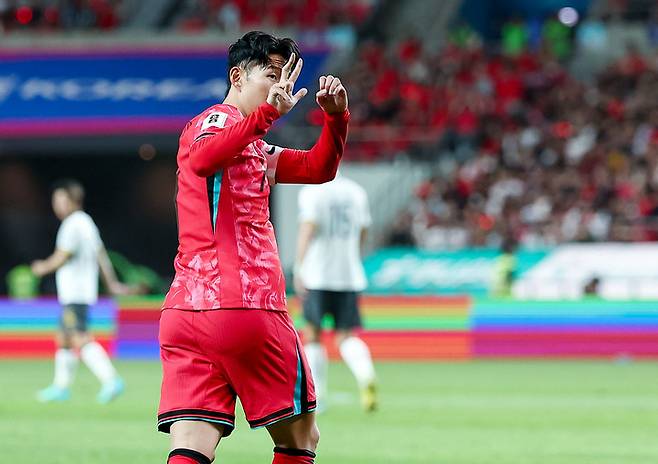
[288,57,303,85]
[279,53,295,83]
[293,87,308,102]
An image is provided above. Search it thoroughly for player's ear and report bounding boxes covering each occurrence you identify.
[229,66,243,90]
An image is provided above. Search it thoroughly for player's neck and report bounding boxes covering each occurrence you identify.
[222,90,246,117]
[62,208,81,220]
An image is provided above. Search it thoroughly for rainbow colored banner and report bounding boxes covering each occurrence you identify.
[0,298,115,357]
[1,296,657,359]
[113,295,471,360]
[473,299,658,358]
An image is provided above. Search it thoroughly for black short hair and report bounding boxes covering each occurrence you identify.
[227,31,301,84]
[52,178,85,206]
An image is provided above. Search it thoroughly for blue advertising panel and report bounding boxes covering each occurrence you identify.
[0,47,328,137]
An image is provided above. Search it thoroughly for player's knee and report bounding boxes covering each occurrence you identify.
[270,419,319,452]
[334,330,351,347]
[170,421,222,462]
[298,422,321,451]
[55,331,70,348]
[277,427,319,454]
[309,423,320,451]
[72,333,90,349]
[306,333,321,344]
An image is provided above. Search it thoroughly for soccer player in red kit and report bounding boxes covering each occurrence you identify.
[158,31,349,464]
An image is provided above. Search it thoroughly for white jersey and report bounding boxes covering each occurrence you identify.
[55,210,102,305]
[298,176,371,291]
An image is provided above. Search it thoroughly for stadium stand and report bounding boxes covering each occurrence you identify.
[0,0,375,33]
[360,23,658,249]
[172,0,375,33]
[0,0,123,31]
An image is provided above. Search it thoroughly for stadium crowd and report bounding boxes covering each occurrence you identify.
[176,0,374,33]
[0,0,122,31]
[0,0,373,33]
[366,35,658,249]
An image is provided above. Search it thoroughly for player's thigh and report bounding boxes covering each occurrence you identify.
[61,305,90,349]
[59,304,89,334]
[218,310,316,428]
[330,291,362,331]
[302,290,327,330]
[158,309,238,437]
[303,321,322,344]
[267,411,320,451]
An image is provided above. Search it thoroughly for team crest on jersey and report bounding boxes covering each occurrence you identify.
[201,112,228,130]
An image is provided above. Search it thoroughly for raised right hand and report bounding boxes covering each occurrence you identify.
[267,53,308,115]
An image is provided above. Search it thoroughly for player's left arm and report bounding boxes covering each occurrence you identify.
[30,249,72,277]
[98,246,141,296]
[272,76,349,184]
[359,190,372,256]
[360,228,368,256]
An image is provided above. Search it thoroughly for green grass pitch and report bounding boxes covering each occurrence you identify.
[1,359,657,463]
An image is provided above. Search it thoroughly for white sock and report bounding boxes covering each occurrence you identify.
[80,341,117,385]
[339,336,376,389]
[53,348,78,389]
[304,342,328,403]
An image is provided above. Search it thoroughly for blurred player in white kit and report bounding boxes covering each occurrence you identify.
[294,174,377,412]
[31,179,130,403]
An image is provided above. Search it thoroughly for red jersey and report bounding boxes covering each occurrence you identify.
[163,102,349,311]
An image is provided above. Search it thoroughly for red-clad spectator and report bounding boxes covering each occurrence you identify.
[398,38,422,63]
[453,105,478,136]
[617,44,648,75]
[369,68,400,109]
[495,64,524,107]
[606,98,625,120]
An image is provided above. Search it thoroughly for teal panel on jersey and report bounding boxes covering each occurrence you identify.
[293,348,303,414]
[212,170,223,231]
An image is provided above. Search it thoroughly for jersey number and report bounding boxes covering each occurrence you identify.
[329,203,352,238]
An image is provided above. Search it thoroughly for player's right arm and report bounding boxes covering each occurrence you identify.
[189,103,281,177]
[31,219,76,277]
[30,249,72,277]
[293,188,319,297]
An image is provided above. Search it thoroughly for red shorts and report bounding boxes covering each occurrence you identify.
[157,308,316,436]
